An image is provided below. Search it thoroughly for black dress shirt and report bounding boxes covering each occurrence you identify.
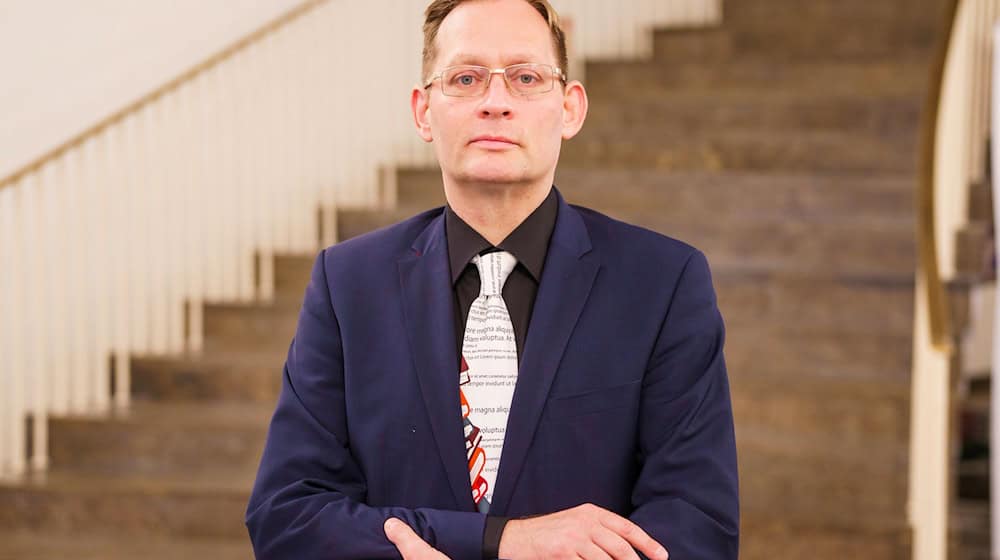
[444,187,558,559]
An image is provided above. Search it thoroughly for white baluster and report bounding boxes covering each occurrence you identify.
[90,132,111,413]
[109,121,132,409]
[0,186,12,478]
[66,144,91,415]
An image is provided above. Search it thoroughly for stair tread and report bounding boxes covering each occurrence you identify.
[52,399,274,430]
[0,465,255,495]
[0,530,251,560]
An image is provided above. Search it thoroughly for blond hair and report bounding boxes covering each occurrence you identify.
[421,0,569,83]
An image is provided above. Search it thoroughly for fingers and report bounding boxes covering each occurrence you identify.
[384,518,449,560]
[591,524,641,560]
[598,513,668,560]
[577,537,616,560]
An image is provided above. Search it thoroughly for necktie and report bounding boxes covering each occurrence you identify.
[460,250,518,513]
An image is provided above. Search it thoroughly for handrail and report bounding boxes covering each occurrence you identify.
[919,0,961,352]
[0,0,324,192]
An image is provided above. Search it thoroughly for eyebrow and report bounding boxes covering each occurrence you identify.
[444,53,548,67]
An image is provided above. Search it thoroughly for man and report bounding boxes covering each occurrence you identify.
[245,0,739,558]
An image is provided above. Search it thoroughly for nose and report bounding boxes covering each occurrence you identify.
[478,72,514,118]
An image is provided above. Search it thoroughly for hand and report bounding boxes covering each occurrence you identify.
[498,503,668,560]
[384,518,451,560]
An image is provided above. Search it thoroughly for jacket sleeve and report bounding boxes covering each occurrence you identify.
[245,249,486,560]
[629,249,740,559]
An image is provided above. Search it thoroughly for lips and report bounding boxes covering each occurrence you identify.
[470,135,518,146]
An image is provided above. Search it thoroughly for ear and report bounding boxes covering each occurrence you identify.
[411,86,434,143]
[560,80,588,140]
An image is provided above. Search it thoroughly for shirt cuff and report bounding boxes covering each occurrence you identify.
[482,515,511,559]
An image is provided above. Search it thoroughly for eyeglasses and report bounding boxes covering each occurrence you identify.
[423,63,566,97]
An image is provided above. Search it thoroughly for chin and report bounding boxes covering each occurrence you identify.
[455,158,532,185]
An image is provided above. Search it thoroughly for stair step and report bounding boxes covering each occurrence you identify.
[732,373,909,450]
[952,499,991,550]
[274,253,314,294]
[727,327,912,381]
[339,204,916,278]
[0,530,252,560]
[722,0,943,28]
[0,469,250,539]
[716,272,914,336]
[584,89,921,138]
[738,427,907,529]
[562,128,917,173]
[132,351,284,403]
[968,179,992,224]
[48,401,271,476]
[202,301,299,353]
[396,168,916,223]
[954,221,993,281]
[652,21,934,62]
[584,58,929,100]
[740,515,910,560]
[646,215,916,278]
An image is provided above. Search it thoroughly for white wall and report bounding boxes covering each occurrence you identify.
[0,0,298,181]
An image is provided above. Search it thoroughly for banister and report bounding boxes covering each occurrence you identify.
[0,0,325,192]
[919,0,961,352]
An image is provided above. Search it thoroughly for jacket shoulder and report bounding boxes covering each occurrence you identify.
[322,207,443,265]
[571,204,704,266]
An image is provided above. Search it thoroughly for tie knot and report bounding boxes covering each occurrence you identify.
[473,251,518,297]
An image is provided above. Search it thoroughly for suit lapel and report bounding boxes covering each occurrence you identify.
[490,192,600,514]
[398,214,475,512]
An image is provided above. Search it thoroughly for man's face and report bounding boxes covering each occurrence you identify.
[413,0,586,188]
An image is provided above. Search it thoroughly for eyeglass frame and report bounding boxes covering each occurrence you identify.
[423,63,567,97]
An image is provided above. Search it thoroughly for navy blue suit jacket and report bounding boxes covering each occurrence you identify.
[246,188,739,559]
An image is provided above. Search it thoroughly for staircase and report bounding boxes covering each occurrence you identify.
[0,0,949,558]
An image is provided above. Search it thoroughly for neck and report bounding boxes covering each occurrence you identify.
[443,176,553,246]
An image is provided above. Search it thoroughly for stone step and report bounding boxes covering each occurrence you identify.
[716,272,914,337]
[202,301,299,353]
[396,168,916,224]
[273,252,314,301]
[584,89,921,138]
[732,372,909,451]
[652,22,934,63]
[954,221,993,282]
[0,530,252,560]
[737,426,907,530]
[48,401,271,476]
[0,436,905,551]
[0,469,251,539]
[338,205,916,278]
[952,500,990,560]
[968,179,992,224]
[721,0,944,28]
[561,128,917,173]
[740,515,910,560]
[584,58,928,100]
[726,327,912,381]
[132,351,284,403]
[638,215,916,278]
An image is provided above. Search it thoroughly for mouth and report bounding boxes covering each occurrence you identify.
[469,136,518,149]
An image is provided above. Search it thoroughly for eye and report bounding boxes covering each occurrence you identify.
[448,70,484,88]
[509,68,544,87]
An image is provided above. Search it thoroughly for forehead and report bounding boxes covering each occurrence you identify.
[433,0,558,68]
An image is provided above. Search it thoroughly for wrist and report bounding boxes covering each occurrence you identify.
[497,518,525,559]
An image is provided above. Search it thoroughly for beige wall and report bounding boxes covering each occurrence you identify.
[0,0,297,180]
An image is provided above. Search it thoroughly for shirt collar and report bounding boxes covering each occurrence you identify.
[445,186,558,285]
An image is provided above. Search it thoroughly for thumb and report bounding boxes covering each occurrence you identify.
[384,518,449,560]
[384,518,408,541]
